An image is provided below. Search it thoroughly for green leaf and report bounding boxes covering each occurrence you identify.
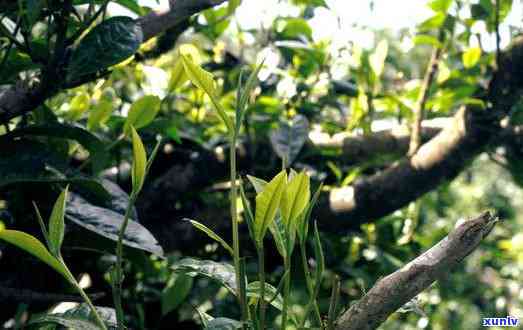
[312,222,325,284]
[247,281,284,311]
[161,274,193,316]
[28,315,99,329]
[87,97,113,131]
[169,44,200,91]
[186,219,233,256]
[246,175,267,193]
[297,183,322,244]
[66,192,164,256]
[171,258,237,293]
[25,0,44,26]
[269,217,289,258]
[67,92,90,120]
[180,46,233,132]
[124,95,162,135]
[462,47,482,69]
[48,187,68,257]
[4,123,110,173]
[413,34,443,48]
[67,16,143,81]
[269,115,309,165]
[280,171,310,228]
[418,12,446,31]
[428,0,453,12]
[254,171,287,244]
[205,317,242,330]
[0,230,70,281]
[239,182,257,247]
[130,126,147,194]
[228,0,241,14]
[369,40,388,78]
[236,62,264,134]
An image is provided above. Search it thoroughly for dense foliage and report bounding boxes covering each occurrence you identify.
[0,0,522,329]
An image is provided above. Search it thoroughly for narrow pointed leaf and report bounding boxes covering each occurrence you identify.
[124,95,161,135]
[48,186,68,256]
[0,230,70,281]
[281,171,310,228]
[297,183,323,243]
[239,182,257,248]
[254,171,287,244]
[269,217,288,258]
[180,48,233,132]
[186,219,233,255]
[235,62,264,134]
[130,126,147,194]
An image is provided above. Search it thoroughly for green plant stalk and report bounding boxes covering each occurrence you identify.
[63,265,108,330]
[327,275,340,330]
[302,272,322,329]
[257,244,266,329]
[281,256,291,330]
[229,135,248,324]
[113,193,137,330]
[299,241,322,327]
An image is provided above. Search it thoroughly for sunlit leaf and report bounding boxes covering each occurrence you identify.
[462,47,481,69]
[205,317,242,330]
[48,187,68,256]
[124,95,161,135]
[370,40,388,78]
[254,171,287,244]
[186,219,233,255]
[180,46,233,132]
[281,171,310,229]
[0,230,70,281]
[130,126,147,194]
[247,281,284,311]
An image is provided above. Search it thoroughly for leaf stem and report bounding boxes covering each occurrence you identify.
[281,256,291,330]
[63,265,108,330]
[257,244,266,329]
[113,192,137,330]
[299,241,322,327]
[230,134,248,324]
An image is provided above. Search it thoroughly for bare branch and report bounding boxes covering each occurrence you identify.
[335,212,498,330]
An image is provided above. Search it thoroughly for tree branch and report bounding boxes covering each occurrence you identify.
[0,0,226,124]
[335,211,497,330]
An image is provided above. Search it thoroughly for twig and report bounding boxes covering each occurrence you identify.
[335,211,497,330]
[408,34,445,156]
[495,0,501,70]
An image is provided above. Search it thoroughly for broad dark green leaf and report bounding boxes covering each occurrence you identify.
[48,187,68,256]
[0,230,70,281]
[60,304,117,328]
[269,115,309,165]
[205,318,242,330]
[28,315,99,330]
[25,0,43,25]
[170,258,237,293]
[67,16,143,81]
[4,123,110,173]
[162,274,194,316]
[0,140,109,200]
[65,193,164,256]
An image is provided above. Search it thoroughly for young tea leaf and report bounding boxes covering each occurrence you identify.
[0,230,70,281]
[462,47,481,69]
[124,95,161,135]
[48,186,69,257]
[246,175,267,193]
[280,171,310,229]
[186,219,234,256]
[254,171,287,244]
[179,47,233,132]
[130,126,147,194]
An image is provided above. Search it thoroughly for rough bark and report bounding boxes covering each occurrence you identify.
[335,211,497,330]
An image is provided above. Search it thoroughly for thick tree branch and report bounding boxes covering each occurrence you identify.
[335,211,497,330]
[318,36,523,230]
[0,0,226,124]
